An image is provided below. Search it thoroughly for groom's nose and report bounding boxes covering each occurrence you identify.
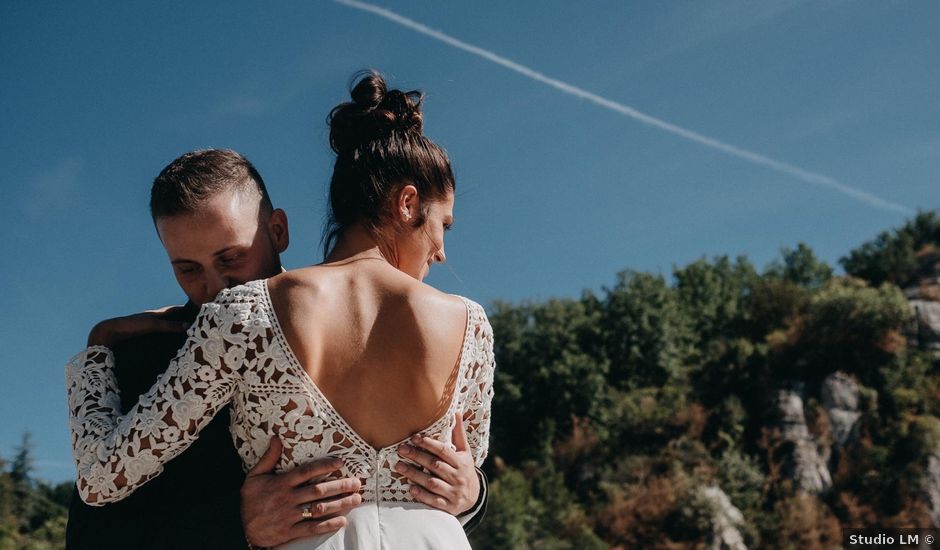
[204,271,231,303]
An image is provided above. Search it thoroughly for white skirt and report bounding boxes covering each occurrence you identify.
[276,501,472,550]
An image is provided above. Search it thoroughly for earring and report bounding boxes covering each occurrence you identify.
[401,208,411,220]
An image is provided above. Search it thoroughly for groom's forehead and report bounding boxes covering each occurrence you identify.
[156,189,264,252]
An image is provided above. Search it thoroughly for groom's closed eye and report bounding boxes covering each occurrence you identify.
[173,262,201,276]
[218,253,243,266]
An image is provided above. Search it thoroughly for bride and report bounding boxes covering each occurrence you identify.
[66,71,495,549]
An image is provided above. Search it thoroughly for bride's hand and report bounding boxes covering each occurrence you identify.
[395,411,481,516]
[86,306,190,348]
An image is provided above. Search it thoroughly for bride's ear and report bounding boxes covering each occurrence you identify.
[396,184,419,224]
[268,208,290,253]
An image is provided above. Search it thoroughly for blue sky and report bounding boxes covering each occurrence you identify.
[2,1,939,482]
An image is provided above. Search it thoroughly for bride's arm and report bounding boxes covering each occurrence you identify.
[463,304,496,467]
[65,300,250,505]
[393,302,495,519]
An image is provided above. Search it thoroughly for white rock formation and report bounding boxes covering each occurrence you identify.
[926,453,940,528]
[777,388,832,494]
[820,371,861,448]
[909,300,940,355]
[698,485,748,550]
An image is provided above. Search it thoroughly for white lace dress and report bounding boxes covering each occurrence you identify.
[65,280,495,550]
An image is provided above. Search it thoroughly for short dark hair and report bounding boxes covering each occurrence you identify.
[150,149,273,221]
[323,71,455,257]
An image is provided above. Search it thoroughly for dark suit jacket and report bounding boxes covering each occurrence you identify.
[66,303,246,549]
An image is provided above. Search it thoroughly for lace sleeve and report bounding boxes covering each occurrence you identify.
[462,303,495,468]
[65,298,252,505]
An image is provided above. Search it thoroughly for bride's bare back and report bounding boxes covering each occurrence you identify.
[267,261,469,449]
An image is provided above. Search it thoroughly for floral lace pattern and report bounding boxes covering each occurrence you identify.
[66,280,495,505]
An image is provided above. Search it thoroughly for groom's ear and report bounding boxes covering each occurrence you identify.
[267,208,290,254]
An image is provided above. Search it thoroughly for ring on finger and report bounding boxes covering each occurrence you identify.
[301,502,314,520]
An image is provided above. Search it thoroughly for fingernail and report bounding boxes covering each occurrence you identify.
[394,463,405,472]
[411,435,421,443]
[400,445,412,455]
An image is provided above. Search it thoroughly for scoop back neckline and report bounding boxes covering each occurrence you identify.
[258,278,474,454]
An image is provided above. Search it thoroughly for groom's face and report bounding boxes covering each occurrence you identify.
[155,188,289,305]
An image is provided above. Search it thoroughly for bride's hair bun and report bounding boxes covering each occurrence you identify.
[329,71,424,154]
[322,70,454,259]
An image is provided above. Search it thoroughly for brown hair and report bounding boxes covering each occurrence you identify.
[150,148,273,221]
[323,70,455,257]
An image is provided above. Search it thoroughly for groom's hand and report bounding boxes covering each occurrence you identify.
[395,411,480,515]
[87,306,190,348]
[241,436,362,548]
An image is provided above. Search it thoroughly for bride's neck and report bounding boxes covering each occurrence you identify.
[325,223,396,265]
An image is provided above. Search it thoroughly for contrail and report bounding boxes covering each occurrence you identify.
[333,0,913,215]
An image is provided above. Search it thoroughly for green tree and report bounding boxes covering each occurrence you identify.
[602,271,693,390]
[785,278,912,383]
[0,434,69,548]
[0,457,19,550]
[489,298,610,465]
[841,211,940,287]
[469,469,541,549]
[765,243,833,289]
[674,255,756,346]
[10,434,34,486]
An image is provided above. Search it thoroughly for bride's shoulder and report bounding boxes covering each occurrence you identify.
[209,279,269,306]
[265,267,331,303]
[197,280,272,329]
[408,285,488,329]
[405,282,462,311]
[440,293,492,342]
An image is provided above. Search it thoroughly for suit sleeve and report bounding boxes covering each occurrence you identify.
[458,467,489,533]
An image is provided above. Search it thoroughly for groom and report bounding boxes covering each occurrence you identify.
[66,149,487,549]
